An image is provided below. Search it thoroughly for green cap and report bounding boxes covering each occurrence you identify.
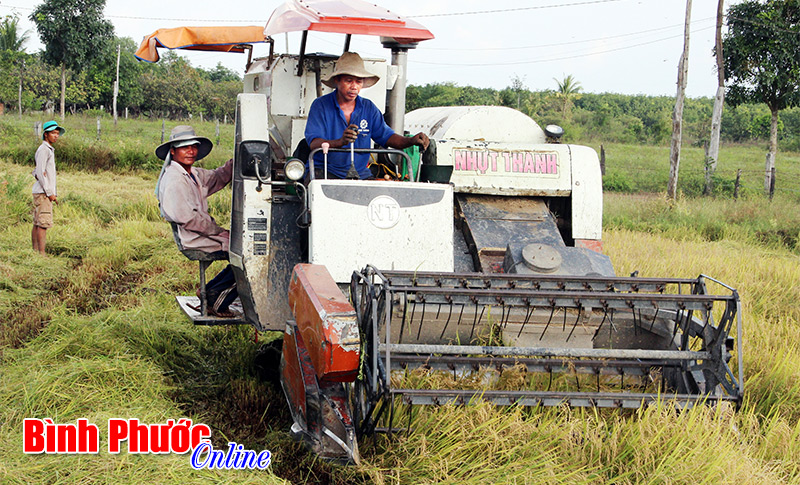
[42,120,65,139]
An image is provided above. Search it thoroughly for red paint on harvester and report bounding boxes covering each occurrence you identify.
[288,264,360,382]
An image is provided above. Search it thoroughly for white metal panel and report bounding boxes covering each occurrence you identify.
[434,139,573,196]
[308,179,454,282]
[237,93,269,140]
[405,106,546,144]
[232,94,274,327]
[569,145,603,240]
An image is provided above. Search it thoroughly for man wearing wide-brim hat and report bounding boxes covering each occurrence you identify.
[155,125,239,317]
[32,120,65,255]
[305,52,430,179]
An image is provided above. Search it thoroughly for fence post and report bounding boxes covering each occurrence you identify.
[734,169,741,200]
[216,119,220,146]
[125,107,128,120]
[161,119,165,144]
[599,144,605,176]
[769,167,776,201]
[224,114,227,125]
[96,117,101,140]
[34,121,41,138]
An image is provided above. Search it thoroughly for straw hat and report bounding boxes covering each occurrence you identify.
[155,125,213,161]
[322,52,380,89]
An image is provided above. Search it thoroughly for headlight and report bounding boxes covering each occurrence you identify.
[285,158,305,181]
[545,124,564,141]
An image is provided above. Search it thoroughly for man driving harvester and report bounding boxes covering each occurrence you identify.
[305,52,430,179]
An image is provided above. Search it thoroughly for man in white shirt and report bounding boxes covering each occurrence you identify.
[155,125,238,317]
[32,120,64,255]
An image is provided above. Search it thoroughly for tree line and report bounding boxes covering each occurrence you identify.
[407,82,800,151]
[0,32,243,120]
[2,0,800,156]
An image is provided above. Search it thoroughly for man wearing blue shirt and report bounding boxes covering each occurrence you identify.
[304,52,429,179]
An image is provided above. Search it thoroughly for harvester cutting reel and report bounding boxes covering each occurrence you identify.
[281,264,743,464]
[348,266,744,437]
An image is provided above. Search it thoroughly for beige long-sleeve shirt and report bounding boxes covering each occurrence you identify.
[158,159,233,252]
[32,141,56,197]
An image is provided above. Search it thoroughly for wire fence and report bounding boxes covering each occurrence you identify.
[602,161,800,198]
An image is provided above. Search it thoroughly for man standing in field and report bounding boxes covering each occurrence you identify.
[155,125,239,317]
[32,120,64,255]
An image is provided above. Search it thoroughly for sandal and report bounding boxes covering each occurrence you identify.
[208,307,240,318]
[188,301,240,318]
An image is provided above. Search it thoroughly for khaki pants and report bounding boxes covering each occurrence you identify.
[33,193,53,229]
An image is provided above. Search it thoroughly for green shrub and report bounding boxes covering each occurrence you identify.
[603,171,634,192]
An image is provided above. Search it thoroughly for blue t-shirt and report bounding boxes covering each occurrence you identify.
[304,91,395,179]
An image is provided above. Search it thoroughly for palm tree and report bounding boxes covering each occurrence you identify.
[554,74,582,116]
[0,15,29,53]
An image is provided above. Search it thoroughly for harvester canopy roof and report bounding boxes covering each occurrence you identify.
[135,26,267,63]
[264,0,434,43]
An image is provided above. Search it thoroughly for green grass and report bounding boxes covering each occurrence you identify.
[3,114,800,483]
[586,141,800,199]
[0,113,235,172]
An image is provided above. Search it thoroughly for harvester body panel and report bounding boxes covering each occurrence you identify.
[308,179,454,282]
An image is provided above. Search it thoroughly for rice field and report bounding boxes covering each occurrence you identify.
[2,115,800,483]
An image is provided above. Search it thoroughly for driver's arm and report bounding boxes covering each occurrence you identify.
[386,132,430,152]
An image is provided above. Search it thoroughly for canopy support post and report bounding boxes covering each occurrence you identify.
[297,31,309,76]
[382,39,418,135]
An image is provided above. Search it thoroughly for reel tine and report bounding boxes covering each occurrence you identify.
[410,299,417,336]
[672,309,682,339]
[608,308,617,335]
[398,293,408,344]
[539,303,556,341]
[517,302,535,338]
[469,304,486,342]
[648,307,660,332]
[405,400,413,438]
[439,301,454,339]
[566,305,582,342]
[592,305,609,341]
[416,302,426,340]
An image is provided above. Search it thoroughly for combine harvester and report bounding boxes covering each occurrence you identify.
[137,0,743,464]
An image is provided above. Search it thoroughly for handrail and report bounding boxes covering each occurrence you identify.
[307,147,414,181]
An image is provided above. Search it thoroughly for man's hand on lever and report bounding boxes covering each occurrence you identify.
[339,124,359,147]
[409,132,430,151]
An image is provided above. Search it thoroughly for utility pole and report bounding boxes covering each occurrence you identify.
[113,44,120,126]
[668,0,692,199]
[705,0,725,196]
[18,59,24,119]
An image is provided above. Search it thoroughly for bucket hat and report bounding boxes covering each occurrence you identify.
[42,120,65,138]
[322,52,380,89]
[155,125,213,161]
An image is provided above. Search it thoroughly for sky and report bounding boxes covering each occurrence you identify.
[4,0,724,98]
